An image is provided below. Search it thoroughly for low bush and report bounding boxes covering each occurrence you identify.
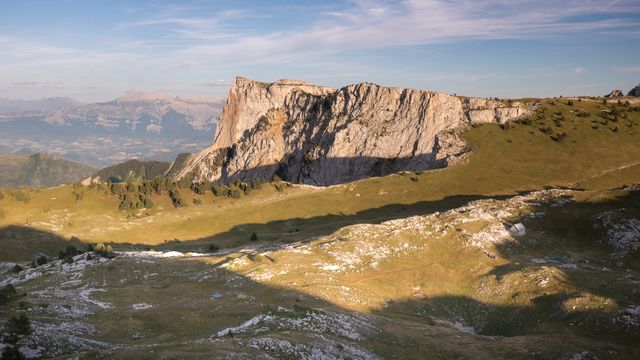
[169,190,186,208]
[550,132,567,142]
[1,345,24,360]
[12,191,30,204]
[0,284,17,305]
[2,313,32,344]
[58,245,80,260]
[36,256,47,266]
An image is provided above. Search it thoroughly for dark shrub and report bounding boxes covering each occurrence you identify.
[12,191,30,203]
[59,245,80,259]
[550,132,567,142]
[0,284,17,305]
[169,190,186,208]
[3,313,32,345]
[251,179,263,189]
[250,232,258,242]
[36,256,47,266]
[1,345,25,360]
[230,189,241,199]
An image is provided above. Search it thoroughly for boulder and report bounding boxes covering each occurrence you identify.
[509,223,526,237]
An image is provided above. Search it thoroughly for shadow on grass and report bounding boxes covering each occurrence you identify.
[2,188,640,358]
[0,225,85,262]
[2,191,521,261]
[163,193,517,250]
[0,191,640,358]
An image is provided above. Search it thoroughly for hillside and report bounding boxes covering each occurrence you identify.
[0,97,638,250]
[0,96,639,359]
[89,159,171,182]
[0,152,96,188]
[176,77,532,185]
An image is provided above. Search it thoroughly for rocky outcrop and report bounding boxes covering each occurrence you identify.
[176,77,533,185]
[628,84,640,97]
[606,90,624,97]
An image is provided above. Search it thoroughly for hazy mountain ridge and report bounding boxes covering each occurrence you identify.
[0,91,224,167]
[0,152,96,188]
[45,90,222,131]
[175,77,532,185]
[0,97,83,115]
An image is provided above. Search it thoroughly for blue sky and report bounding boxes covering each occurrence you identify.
[1,0,639,102]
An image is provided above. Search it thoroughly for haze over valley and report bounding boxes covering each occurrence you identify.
[0,92,223,167]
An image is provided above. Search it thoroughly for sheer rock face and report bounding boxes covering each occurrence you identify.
[174,77,533,186]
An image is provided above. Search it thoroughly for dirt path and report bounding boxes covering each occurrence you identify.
[570,160,640,187]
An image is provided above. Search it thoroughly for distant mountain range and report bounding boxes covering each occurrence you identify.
[0,97,83,115]
[0,152,96,188]
[0,91,223,167]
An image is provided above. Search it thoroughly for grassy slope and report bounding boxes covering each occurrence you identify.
[0,152,96,188]
[7,186,638,359]
[1,98,640,359]
[0,98,639,260]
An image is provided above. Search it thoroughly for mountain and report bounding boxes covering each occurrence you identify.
[173,77,532,185]
[1,92,640,359]
[89,159,171,182]
[0,152,96,188]
[44,90,219,132]
[628,83,640,97]
[0,91,224,167]
[0,97,82,115]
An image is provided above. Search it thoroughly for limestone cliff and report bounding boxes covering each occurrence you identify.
[173,77,532,185]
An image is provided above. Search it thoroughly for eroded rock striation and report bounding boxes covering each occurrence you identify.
[174,77,533,185]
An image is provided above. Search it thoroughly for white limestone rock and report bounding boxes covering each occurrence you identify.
[176,77,533,185]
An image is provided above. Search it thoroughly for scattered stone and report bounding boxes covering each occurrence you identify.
[132,303,153,310]
[509,223,526,237]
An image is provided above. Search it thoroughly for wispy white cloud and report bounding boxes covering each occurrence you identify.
[1,0,639,100]
[614,66,640,73]
[151,0,640,66]
[195,80,231,87]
